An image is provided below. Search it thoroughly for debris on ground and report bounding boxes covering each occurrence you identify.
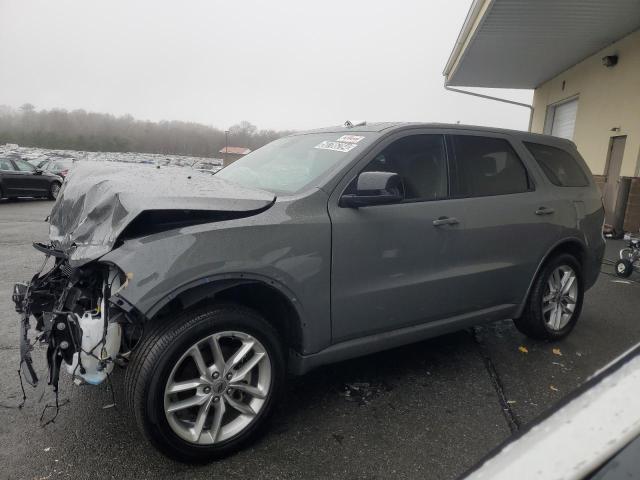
[552,348,562,356]
[518,346,529,354]
[506,400,517,404]
[341,382,392,405]
[550,385,559,392]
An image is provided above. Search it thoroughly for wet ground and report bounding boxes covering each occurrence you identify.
[1,198,638,480]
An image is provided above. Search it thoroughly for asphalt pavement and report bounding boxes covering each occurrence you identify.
[1,199,638,480]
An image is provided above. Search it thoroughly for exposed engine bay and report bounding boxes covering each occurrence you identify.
[13,242,140,392]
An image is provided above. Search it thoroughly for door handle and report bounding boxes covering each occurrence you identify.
[535,207,555,215]
[433,216,459,226]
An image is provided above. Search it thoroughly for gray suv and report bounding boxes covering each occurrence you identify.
[14,122,604,462]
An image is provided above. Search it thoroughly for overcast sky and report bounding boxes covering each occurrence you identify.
[0,0,532,131]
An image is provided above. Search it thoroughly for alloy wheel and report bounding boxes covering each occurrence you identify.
[542,265,579,331]
[163,331,271,445]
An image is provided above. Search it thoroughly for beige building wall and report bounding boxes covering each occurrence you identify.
[531,29,640,178]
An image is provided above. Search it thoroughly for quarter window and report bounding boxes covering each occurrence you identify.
[450,135,531,197]
[523,142,588,187]
[352,134,448,201]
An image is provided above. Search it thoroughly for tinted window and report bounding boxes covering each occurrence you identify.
[0,159,15,171]
[352,134,447,201]
[451,135,531,197]
[524,142,589,187]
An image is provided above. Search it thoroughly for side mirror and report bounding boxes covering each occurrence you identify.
[340,171,404,208]
[34,169,43,175]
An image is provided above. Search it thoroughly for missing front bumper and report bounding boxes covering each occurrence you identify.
[13,245,128,390]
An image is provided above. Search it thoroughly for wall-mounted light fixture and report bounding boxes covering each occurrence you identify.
[602,55,618,68]
[610,126,621,132]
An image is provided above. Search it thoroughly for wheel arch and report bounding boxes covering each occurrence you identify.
[147,275,305,354]
[516,237,587,317]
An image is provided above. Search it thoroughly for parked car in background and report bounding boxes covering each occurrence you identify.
[192,161,223,175]
[0,156,63,200]
[37,158,77,178]
[14,122,605,462]
[27,158,49,169]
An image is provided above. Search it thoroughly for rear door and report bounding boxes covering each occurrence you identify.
[438,133,558,314]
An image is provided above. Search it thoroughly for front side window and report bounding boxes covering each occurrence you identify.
[349,134,448,202]
[14,159,36,172]
[450,135,531,197]
[217,133,376,194]
[524,142,588,187]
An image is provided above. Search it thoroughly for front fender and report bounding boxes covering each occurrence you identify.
[100,197,332,354]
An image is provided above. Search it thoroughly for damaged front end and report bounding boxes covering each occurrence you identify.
[13,242,138,391]
[13,162,275,397]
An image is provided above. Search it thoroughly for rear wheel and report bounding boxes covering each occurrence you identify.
[48,181,61,200]
[125,303,285,462]
[514,254,583,340]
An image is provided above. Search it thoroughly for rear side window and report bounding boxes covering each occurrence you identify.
[524,142,589,187]
[450,135,531,197]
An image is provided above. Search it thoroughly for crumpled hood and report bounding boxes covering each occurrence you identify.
[49,162,275,266]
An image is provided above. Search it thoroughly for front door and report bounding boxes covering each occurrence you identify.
[12,158,50,196]
[329,132,460,342]
[603,135,626,225]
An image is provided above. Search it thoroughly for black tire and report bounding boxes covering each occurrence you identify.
[614,259,633,278]
[125,303,285,463]
[48,181,61,200]
[514,253,584,340]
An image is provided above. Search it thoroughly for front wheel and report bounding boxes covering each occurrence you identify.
[514,254,584,340]
[125,304,285,462]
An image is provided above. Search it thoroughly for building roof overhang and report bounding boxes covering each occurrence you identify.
[444,0,640,89]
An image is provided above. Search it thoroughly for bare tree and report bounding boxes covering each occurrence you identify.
[0,106,294,157]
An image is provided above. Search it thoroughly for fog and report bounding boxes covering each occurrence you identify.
[0,0,532,131]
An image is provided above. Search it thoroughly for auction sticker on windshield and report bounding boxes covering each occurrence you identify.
[337,135,365,143]
[314,140,358,153]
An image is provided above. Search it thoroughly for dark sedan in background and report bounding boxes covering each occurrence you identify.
[0,155,63,200]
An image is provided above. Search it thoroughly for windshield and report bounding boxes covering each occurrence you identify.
[216,132,374,194]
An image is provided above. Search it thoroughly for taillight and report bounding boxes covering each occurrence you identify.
[60,170,68,176]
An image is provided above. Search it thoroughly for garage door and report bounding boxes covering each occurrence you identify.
[549,98,578,140]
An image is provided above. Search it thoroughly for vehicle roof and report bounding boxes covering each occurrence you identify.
[294,122,576,148]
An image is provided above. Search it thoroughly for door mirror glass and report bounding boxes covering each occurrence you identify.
[340,171,404,207]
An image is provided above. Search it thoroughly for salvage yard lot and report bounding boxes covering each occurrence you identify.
[1,199,639,480]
